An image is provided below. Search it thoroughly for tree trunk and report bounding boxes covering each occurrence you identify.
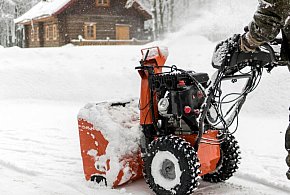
[151,0,158,40]
[158,0,164,36]
[169,0,174,32]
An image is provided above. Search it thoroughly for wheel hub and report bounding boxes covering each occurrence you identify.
[160,159,176,180]
[151,151,182,190]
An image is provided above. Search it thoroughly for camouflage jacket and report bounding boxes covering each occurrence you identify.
[249,0,290,44]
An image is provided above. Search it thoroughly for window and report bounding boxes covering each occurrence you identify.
[96,0,109,7]
[45,26,49,40]
[36,27,39,41]
[53,24,58,40]
[32,27,39,42]
[45,25,53,41]
[84,23,96,40]
[49,25,53,40]
[31,28,34,42]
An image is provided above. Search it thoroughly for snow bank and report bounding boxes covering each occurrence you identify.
[0,46,142,102]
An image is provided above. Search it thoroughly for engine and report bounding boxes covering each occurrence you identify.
[151,71,209,134]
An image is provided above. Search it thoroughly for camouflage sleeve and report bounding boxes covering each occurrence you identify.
[249,0,290,44]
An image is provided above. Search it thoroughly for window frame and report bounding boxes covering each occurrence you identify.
[49,25,53,40]
[36,27,39,41]
[84,23,97,40]
[45,25,50,41]
[31,28,34,42]
[52,24,58,40]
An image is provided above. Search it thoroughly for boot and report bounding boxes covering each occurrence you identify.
[286,108,290,179]
[286,151,290,180]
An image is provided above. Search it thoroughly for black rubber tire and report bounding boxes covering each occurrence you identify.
[202,133,241,183]
[143,135,200,195]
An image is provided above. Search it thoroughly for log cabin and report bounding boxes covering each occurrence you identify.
[15,0,152,47]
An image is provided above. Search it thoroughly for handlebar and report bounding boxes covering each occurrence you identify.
[231,41,287,66]
[135,65,155,71]
[227,38,289,74]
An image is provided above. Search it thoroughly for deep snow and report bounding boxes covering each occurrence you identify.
[1,0,290,194]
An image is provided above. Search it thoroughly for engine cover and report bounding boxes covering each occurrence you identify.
[152,72,209,91]
[171,85,205,116]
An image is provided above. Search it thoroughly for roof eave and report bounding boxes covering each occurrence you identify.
[130,1,152,20]
[16,15,56,25]
[53,0,78,16]
[15,0,78,25]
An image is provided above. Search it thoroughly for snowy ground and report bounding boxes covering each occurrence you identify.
[1,1,290,194]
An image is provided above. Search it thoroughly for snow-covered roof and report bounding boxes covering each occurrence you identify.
[125,0,152,20]
[15,0,152,24]
[14,0,73,24]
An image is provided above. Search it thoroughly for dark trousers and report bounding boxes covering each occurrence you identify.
[281,29,290,72]
[283,35,290,178]
[281,30,290,61]
[286,125,290,150]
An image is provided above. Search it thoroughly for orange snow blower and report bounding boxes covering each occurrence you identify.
[78,34,288,194]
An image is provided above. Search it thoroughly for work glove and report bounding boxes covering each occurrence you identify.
[212,34,240,69]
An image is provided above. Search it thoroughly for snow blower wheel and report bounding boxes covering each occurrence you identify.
[143,135,201,195]
[202,133,241,183]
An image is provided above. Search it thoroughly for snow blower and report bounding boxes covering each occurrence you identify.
[78,34,289,194]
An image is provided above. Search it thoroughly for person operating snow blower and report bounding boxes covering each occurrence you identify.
[241,0,290,179]
[218,0,290,179]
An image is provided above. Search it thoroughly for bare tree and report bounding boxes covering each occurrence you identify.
[150,0,175,38]
[0,0,16,47]
[151,0,158,39]
[168,0,174,32]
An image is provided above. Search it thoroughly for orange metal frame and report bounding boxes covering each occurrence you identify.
[138,47,167,125]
